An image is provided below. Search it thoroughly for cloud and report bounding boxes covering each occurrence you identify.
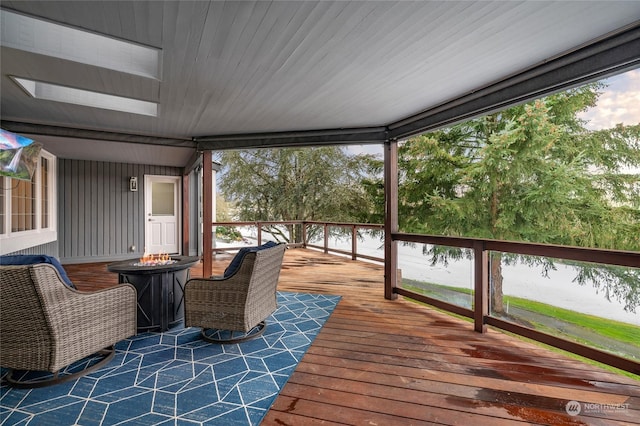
[579,69,640,130]
[345,144,383,157]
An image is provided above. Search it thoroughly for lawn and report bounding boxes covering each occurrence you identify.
[402,279,639,357]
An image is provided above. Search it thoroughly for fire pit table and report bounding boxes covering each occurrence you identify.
[107,256,200,332]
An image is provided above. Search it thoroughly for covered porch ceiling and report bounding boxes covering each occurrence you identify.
[1,1,639,167]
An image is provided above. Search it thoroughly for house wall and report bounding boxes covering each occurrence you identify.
[57,159,182,263]
[5,241,59,257]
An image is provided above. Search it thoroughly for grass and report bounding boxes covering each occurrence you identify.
[503,295,640,347]
[402,279,640,379]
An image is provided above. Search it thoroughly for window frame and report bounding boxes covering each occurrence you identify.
[0,149,57,254]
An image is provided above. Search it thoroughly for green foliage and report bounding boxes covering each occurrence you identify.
[0,142,42,180]
[404,279,640,358]
[215,226,243,242]
[398,84,640,248]
[218,147,380,242]
[215,192,235,221]
[396,82,640,311]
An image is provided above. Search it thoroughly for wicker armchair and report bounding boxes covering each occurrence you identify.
[184,243,286,343]
[0,263,137,387]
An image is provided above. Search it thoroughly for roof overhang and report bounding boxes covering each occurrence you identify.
[0,1,638,165]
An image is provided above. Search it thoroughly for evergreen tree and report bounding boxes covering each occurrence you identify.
[218,146,378,243]
[394,83,640,313]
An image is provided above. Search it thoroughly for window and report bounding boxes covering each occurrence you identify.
[0,9,161,79]
[11,177,36,232]
[0,149,57,254]
[2,9,161,116]
[12,77,158,117]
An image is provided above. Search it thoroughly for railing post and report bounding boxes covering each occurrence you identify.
[302,222,307,248]
[323,223,328,254]
[351,225,357,260]
[288,223,293,244]
[257,222,262,245]
[473,241,488,333]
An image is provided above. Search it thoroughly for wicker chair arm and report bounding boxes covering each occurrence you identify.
[50,284,137,334]
[185,275,248,292]
[30,264,137,371]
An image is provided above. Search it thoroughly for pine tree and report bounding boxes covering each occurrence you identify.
[396,83,640,313]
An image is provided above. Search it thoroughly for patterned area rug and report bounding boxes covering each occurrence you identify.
[1,291,340,425]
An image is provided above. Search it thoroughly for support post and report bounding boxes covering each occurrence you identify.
[202,150,213,277]
[474,241,488,333]
[351,225,357,260]
[323,224,328,253]
[384,139,399,300]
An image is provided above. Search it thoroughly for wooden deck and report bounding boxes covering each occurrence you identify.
[66,248,639,425]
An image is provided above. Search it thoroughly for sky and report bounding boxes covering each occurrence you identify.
[579,68,640,130]
[347,68,640,157]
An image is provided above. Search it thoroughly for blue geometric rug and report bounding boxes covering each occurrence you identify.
[0,291,340,425]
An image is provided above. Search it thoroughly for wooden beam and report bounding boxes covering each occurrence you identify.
[384,140,398,300]
[473,241,488,333]
[0,120,194,148]
[394,232,640,269]
[195,127,387,150]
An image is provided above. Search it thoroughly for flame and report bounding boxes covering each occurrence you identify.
[137,251,175,266]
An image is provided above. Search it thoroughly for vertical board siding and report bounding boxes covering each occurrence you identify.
[62,160,72,257]
[97,161,105,256]
[57,159,181,263]
[72,160,79,257]
[111,162,118,254]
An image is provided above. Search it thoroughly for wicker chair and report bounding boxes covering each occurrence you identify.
[184,243,286,343]
[0,263,137,388]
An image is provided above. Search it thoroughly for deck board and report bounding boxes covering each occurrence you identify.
[65,248,639,425]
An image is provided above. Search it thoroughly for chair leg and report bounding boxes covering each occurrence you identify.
[201,321,267,344]
[4,346,116,388]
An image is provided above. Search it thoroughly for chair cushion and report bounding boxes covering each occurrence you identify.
[0,254,76,289]
[222,241,279,278]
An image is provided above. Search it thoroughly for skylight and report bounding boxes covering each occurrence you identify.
[12,77,158,117]
[0,9,161,79]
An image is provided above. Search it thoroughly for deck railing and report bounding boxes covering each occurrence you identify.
[212,220,384,262]
[393,232,639,375]
[211,220,639,375]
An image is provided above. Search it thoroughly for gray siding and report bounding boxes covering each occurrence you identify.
[6,241,59,257]
[58,159,182,263]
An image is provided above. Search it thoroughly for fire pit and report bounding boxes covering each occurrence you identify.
[134,252,176,267]
[107,255,199,332]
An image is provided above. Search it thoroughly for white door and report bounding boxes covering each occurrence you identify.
[145,175,181,254]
